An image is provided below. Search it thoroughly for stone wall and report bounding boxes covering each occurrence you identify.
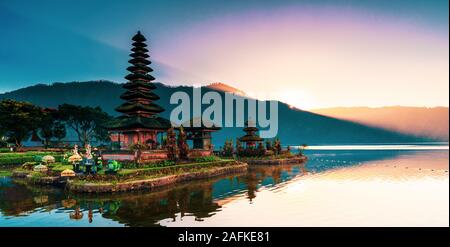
[67,162,248,193]
[245,156,307,165]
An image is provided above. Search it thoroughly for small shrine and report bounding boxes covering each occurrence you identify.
[238,121,263,148]
[180,118,221,155]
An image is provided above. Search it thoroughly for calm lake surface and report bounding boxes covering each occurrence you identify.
[1,144,448,227]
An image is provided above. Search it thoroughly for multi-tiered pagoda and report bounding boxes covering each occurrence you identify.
[239,121,263,148]
[107,31,171,150]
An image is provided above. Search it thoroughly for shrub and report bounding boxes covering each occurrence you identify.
[152,160,175,168]
[222,139,234,157]
[106,160,121,172]
[193,156,219,163]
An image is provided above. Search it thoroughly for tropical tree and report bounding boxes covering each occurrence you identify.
[177,126,189,160]
[223,139,234,157]
[53,122,67,143]
[166,127,178,161]
[273,138,282,155]
[38,108,67,148]
[265,139,272,151]
[0,99,43,149]
[257,141,265,156]
[58,104,112,146]
[236,138,243,156]
[299,143,308,155]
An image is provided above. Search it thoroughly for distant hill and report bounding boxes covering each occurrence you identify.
[311,106,449,141]
[0,81,433,146]
[206,82,247,97]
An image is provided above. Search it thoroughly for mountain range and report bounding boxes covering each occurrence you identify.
[311,107,449,141]
[0,81,442,146]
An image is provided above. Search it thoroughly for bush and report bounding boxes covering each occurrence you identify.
[193,156,220,163]
[106,160,122,172]
[152,160,175,168]
[0,152,63,166]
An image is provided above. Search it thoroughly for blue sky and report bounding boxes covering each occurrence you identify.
[0,0,448,108]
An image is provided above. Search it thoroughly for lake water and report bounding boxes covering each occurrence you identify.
[0,144,448,227]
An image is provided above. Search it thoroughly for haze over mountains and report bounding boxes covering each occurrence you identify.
[1,81,443,146]
[311,107,449,141]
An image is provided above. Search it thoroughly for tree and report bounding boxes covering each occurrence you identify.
[257,141,265,156]
[53,122,67,143]
[58,104,112,146]
[38,108,66,148]
[223,139,234,157]
[236,138,243,157]
[166,127,178,161]
[0,99,43,149]
[265,140,272,151]
[299,144,308,156]
[273,138,282,155]
[177,126,189,160]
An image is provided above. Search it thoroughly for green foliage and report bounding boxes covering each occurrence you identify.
[193,155,220,163]
[106,160,121,172]
[0,99,44,148]
[50,163,73,172]
[273,138,282,155]
[0,152,63,166]
[58,104,112,146]
[152,160,176,168]
[38,108,67,148]
[257,141,266,156]
[166,127,178,161]
[177,126,189,160]
[236,138,243,156]
[222,139,234,157]
[265,140,272,151]
[0,170,12,177]
[0,140,7,149]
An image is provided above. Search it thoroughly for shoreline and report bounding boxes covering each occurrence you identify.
[66,162,248,193]
[242,156,307,165]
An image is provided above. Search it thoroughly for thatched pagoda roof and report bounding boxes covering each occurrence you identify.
[105,115,172,130]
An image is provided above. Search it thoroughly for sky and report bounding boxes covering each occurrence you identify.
[0,0,448,109]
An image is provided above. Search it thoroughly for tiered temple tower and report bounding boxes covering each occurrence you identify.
[116,31,164,117]
[107,31,171,149]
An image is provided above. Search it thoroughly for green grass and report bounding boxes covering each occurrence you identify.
[117,160,233,176]
[70,162,237,186]
[0,148,11,153]
[49,163,73,172]
[71,159,239,185]
[0,151,64,166]
[237,152,296,160]
[193,155,221,163]
[0,170,13,177]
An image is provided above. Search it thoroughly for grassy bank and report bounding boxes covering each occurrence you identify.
[67,161,248,193]
[71,159,237,185]
[0,151,64,166]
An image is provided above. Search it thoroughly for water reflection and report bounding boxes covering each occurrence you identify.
[0,149,448,226]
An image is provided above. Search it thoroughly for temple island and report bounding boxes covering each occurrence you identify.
[7,31,306,193]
